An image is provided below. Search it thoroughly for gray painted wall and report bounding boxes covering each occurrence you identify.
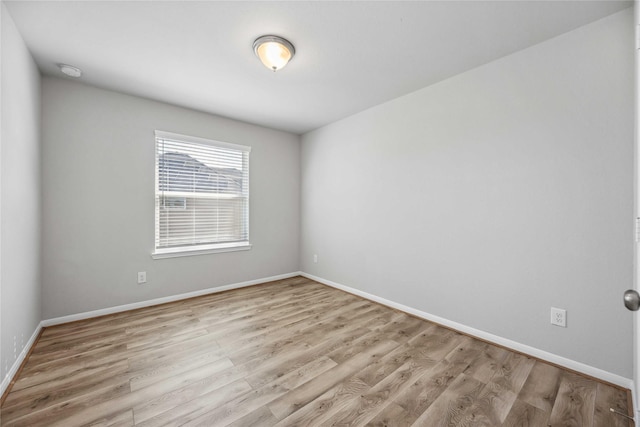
[1,3,42,381]
[300,9,634,377]
[41,78,300,319]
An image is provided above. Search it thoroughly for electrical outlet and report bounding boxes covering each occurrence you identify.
[551,307,567,327]
[313,254,318,263]
[137,271,147,284]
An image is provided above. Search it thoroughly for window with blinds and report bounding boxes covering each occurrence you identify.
[153,131,251,258]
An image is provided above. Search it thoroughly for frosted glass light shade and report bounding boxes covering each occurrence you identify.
[253,35,295,71]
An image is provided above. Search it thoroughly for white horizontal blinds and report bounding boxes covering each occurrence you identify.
[155,132,250,250]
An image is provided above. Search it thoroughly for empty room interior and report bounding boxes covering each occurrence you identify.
[0,0,638,426]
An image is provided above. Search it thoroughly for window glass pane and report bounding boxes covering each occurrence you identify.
[154,132,250,251]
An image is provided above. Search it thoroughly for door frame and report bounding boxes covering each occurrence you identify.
[634,0,639,416]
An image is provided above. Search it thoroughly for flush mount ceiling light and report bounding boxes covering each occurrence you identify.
[58,63,82,78]
[253,35,295,72]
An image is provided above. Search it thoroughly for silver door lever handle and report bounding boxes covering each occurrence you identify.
[624,289,640,311]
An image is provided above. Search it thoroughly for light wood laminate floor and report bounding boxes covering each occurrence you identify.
[0,276,632,426]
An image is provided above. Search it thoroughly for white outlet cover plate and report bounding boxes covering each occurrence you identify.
[550,307,566,327]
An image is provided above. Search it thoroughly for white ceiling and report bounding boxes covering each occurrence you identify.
[4,0,632,134]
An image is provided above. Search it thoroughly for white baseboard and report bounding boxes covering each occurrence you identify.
[301,272,634,391]
[1,322,42,397]
[42,272,302,327]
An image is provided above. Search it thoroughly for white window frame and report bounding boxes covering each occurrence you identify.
[152,130,251,259]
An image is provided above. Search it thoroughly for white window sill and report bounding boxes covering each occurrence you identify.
[152,242,252,259]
